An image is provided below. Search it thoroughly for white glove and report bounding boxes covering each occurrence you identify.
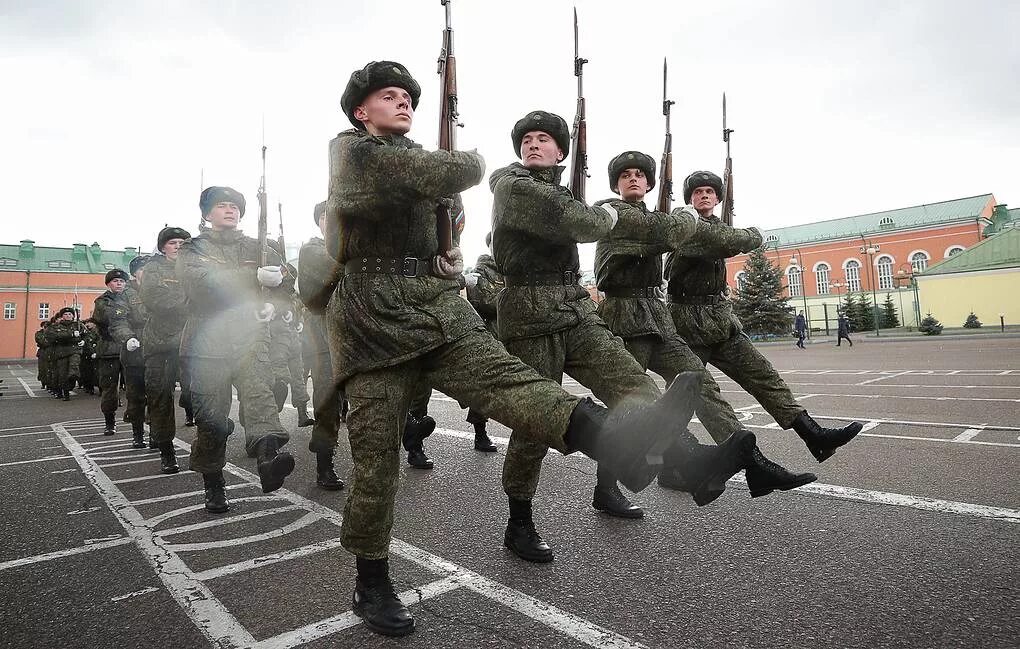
[296,322,304,333]
[125,338,140,352]
[432,247,464,280]
[255,302,276,322]
[601,203,620,230]
[72,329,80,337]
[91,353,97,359]
[282,310,294,324]
[77,340,85,347]
[257,265,284,288]
[464,272,480,288]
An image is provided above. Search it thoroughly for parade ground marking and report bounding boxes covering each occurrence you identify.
[17,377,36,397]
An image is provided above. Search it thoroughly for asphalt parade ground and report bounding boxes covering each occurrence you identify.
[1,336,1017,649]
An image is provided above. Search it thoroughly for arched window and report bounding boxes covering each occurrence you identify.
[765,234,779,244]
[815,263,831,295]
[945,245,965,258]
[787,266,803,297]
[877,255,894,290]
[910,251,930,273]
[879,217,895,228]
[735,272,748,292]
[844,260,861,292]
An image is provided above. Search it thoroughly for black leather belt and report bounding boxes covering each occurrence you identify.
[603,287,660,298]
[344,257,431,278]
[667,293,723,305]
[504,271,580,287]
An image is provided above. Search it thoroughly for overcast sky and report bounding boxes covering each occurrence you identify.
[2,0,1017,269]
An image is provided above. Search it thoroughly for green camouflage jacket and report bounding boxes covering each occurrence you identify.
[324,129,486,382]
[297,236,343,315]
[45,321,80,359]
[92,290,130,359]
[466,253,503,326]
[111,282,148,367]
[489,162,614,341]
[140,254,188,357]
[81,326,100,359]
[176,228,285,359]
[34,327,49,357]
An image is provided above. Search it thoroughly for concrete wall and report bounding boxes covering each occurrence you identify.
[917,268,1020,328]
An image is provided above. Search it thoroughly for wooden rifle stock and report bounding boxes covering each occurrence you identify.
[436,0,461,254]
[568,8,588,202]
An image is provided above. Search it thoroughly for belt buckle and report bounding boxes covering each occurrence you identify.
[401,257,419,277]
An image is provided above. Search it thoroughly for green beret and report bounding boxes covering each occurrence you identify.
[313,201,326,226]
[608,151,656,194]
[682,170,723,204]
[199,186,246,218]
[341,61,421,129]
[512,111,570,159]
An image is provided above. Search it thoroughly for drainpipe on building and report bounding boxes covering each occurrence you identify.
[21,270,31,359]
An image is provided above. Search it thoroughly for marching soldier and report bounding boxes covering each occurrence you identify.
[79,319,100,394]
[326,61,708,636]
[45,307,83,400]
[35,322,50,392]
[140,227,192,474]
[666,171,862,466]
[461,233,501,452]
[93,269,131,434]
[595,152,815,501]
[108,255,151,448]
[177,186,295,514]
[265,245,314,427]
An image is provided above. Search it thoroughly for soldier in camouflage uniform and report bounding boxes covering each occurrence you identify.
[177,186,294,514]
[140,227,191,474]
[265,245,314,427]
[93,269,131,434]
[107,255,151,448]
[79,319,100,394]
[326,62,715,637]
[45,307,83,400]
[596,152,816,500]
[460,233,500,453]
[298,201,345,490]
[666,170,862,467]
[35,322,51,392]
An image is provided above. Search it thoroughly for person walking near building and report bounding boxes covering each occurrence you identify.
[794,311,807,349]
[836,312,854,347]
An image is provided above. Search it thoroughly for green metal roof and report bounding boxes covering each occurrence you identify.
[919,227,1020,276]
[0,241,139,273]
[761,194,993,247]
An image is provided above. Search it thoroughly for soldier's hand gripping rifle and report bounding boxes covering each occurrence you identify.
[720,93,735,226]
[657,58,675,213]
[436,0,464,254]
[568,7,588,202]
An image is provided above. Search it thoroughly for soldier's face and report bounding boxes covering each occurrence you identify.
[206,202,241,230]
[616,168,650,201]
[355,87,414,136]
[690,186,719,211]
[60,312,73,322]
[162,238,185,260]
[107,278,126,293]
[520,131,563,169]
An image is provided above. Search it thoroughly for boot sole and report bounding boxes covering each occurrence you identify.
[352,601,415,637]
[316,480,344,491]
[205,503,230,514]
[259,452,296,493]
[592,502,645,519]
[808,422,864,463]
[748,472,817,498]
[503,541,554,563]
[691,430,757,507]
[161,466,181,475]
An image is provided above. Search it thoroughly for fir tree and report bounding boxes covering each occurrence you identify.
[840,292,857,331]
[732,247,793,336]
[856,293,875,332]
[963,312,982,328]
[880,293,900,329]
[919,312,944,335]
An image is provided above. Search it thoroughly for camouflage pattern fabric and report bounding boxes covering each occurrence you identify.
[269,316,309,408]
[97,358,121,414]
[141,255,189,443]
[109,281,147,424]
[44,322,81,390]
[93,290,129,358]
[34,326,50,386]
[465,253,502,335]
[79,326,100,391]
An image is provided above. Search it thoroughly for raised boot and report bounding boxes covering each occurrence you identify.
[352,557,414,637]
[503,498,554,563]
[255,437,295,493]
[315,450,344,491]
[402,415,435,470]
[659,430,758,506]
[103,412,116,435]
[158,442,180,474]
[591,465,643,518]
[203,471,229,513]
[131,421,146,449]
[296,403,315,428]
[565,372,701,493]
[791,411,863,462]
[745,445,816,497]
[473,422,497,452]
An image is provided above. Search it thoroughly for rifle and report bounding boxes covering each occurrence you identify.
[657,58,674,213]
[436,0,463,254]
[257,143,268,267]
[720,92,735,226]
[568,7,588,202]
[277,201,286,263]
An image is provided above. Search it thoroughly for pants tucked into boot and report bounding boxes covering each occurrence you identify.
[98,357,122,414]
[145,350,181,445]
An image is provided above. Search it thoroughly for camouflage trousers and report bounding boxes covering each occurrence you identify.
[177,358,193,417]
[52,352,81,391]
[685,332,805,429]
[271,329,309,408]
[623,335,743,443]
[37,354,48,385]
[341,328,580,559]
[308,349,342,453]
[80,356,98,391]
[98,357,122,415]
[501,320,661,502]
[186,331,290,474]
[145,350,181,445]
[121,363,146,426]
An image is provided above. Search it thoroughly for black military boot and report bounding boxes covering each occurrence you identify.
[352,557,415,637]
[297,403,315,428]
[745,445,816,497]
[148,435,159,451]
[315,450,344,491]
[658,430,758,506]
[158,442,180,474]
[503,498,554,563]
[591,465,643,519]
[565,372,701,493]
[131,421,146,449]
[473,422,498,452]
[255,437,295,493]
[103,412,116,435]
[791,411,863,462]
[62,388,71,401]
[203,471,230,513]
[402,415,435,470]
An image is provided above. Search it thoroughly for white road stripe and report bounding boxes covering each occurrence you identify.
[146,495,287,527]
[101,457,162,468]
[129,483,252,506]
[0,429,54,438]
[110,586,160,602]
[58,485,87,492]
[67,507,100,515]
[16,377,36,397]
[50,468,79,474]
[194,536,347,581]
[859,432,1019,448]
[0,455,73,467]
[163,513,323,553]
[0,537,133,572]
[953,428,985,442]
[111,472,188,485]
[158,505,302,537]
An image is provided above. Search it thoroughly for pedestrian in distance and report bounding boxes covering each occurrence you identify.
[794,311,807,349]
[837,312,854,347]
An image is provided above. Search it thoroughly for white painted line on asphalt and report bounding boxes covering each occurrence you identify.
[129,483,252,506]
[110,586,160,602]
[194,537,347,581]
[17,377,36,397]
[67,507,100,515]
[111,472,188,485]
[0,455,73,467]
[781,381,1020,391]
[857,370,913,386]
[101,457,162,468]
[794,412,1020,433]
[50,468,79,474]
[58,485,88,492]
[860,420,881,432]
[39,445,64,450]
[859,432,1020,448]
[158,505,302,537]
[0,537,133,572]
[146,496,288,527]
[164,513,323,553]
[0,428,54,438]
[721,388,1020,404]
[95,453,160,463]
[953,427,985,442]
[52,424,256,648]
[84,443,135,452]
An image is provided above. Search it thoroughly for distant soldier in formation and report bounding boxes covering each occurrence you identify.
[35,321,51,392]
[177,186,295,513]
[44,307,83,401]
[93,269,131,435]
[109,255,151,448]
[461,233,500,453]
[266,244,315,427]
[666,171,862,465]
[79,319,100,394]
